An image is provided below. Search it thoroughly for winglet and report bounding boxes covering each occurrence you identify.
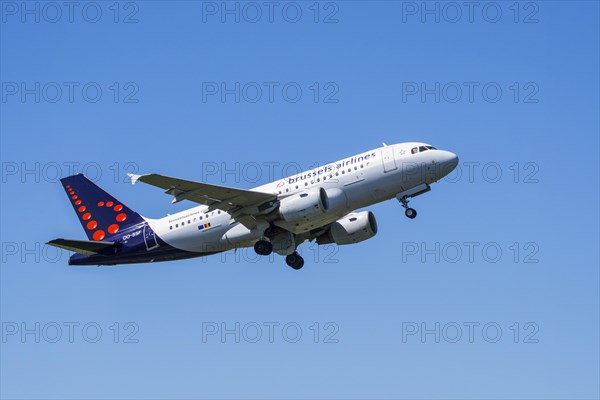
[127,173,143,185]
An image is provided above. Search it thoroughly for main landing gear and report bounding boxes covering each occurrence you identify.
[254,238,304,270]
[285,252,304,270]
[398,196,417,219]
[254,239,273,256]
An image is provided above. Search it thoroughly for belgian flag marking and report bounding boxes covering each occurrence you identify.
[198,222,212,231]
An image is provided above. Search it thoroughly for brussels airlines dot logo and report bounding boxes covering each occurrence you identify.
[276,180,285,189]
[66,184,128,241]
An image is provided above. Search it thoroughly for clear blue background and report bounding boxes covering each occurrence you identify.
[1,1,598,399]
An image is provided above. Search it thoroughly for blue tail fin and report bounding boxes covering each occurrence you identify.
[60,174,145,241]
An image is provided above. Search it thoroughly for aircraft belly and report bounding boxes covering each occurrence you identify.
[147,217,233,253]
[275,212,345,235]
[342,172,401,210]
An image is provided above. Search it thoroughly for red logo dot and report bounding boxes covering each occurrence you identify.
[82,212,91,220]
[108,224,120,234]
[93,230,105,241]
[78,206,86,213]
[114,204,123,212]
[97,201,105,207]
[106,201,114,207]
[75,200,82,205]
[71,195,78,200]
[116,213,127,222]
[87,220,97,230]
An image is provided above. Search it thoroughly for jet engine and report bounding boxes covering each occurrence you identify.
[316,211,378,245]
[277,187,329,223]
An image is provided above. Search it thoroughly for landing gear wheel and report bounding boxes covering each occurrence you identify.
[254,240,273,256]
[398,195,417,219]
[285,252,304,270]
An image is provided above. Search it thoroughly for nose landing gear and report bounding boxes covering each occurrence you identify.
[398,196,417,219]
[404,207,417,219]
[395,184,430,219]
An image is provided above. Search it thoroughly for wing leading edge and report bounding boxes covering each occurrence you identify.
[128,174,278,225]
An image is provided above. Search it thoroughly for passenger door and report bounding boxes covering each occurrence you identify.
[143,224,159,250]
[381,146,397,173]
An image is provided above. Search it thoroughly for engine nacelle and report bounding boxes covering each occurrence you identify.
[277,187,329,223]
[322,187,347,215]
[317,211,378,245]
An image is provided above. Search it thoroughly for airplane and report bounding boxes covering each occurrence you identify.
[47,142,458,269]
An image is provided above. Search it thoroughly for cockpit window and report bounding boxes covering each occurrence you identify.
[412,145,437,154]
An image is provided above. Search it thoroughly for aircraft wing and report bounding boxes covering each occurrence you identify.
[128,173,277,215]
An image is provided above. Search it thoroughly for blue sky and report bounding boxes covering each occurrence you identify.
[1,1,599,399]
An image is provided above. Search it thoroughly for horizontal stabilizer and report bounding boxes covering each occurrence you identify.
[46,238,117,256]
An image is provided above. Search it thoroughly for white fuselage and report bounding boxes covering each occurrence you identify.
[145,142,458,253]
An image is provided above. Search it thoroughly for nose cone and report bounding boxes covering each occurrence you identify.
[437,150,459,179]
[444,151,459,170]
